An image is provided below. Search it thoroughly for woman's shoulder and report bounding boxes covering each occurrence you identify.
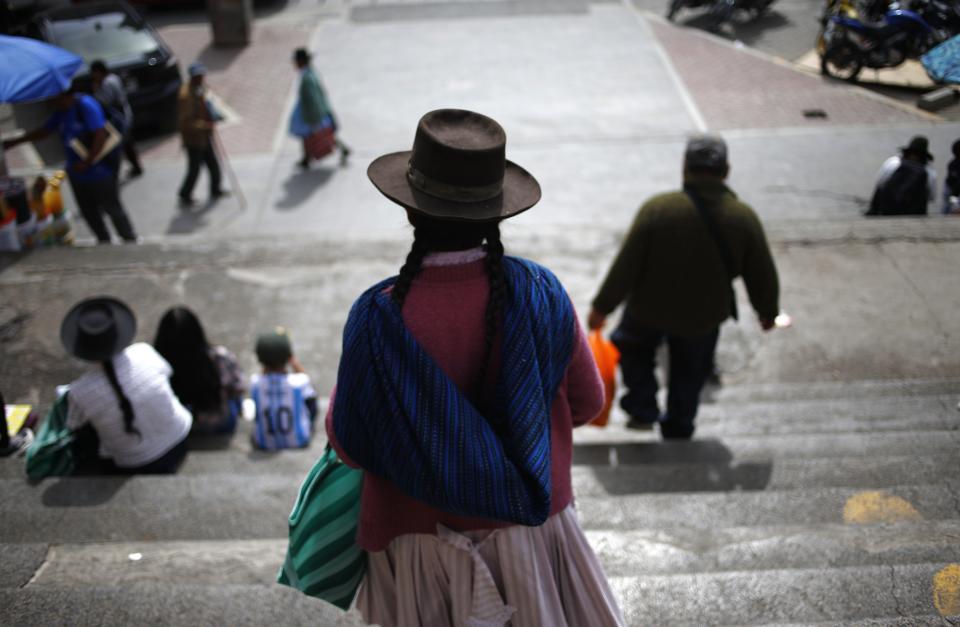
[503,256,568,296]
[125,342,166,365]
[209,344,239,363]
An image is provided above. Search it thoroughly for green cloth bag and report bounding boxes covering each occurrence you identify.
[25,394,74,480]
[277,444,366,610]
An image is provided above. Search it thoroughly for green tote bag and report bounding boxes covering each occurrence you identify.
[25,394,74,480]
[277,444,366,610]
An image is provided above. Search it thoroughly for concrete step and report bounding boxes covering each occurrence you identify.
[704,378,960,405]
[7,520,958,588]
[575,484,960,532]
[0,585,363,627]
[4,421,954,481]
[575,453,960,493]
[2,475,956,542]
[589,520,960,577]
[694,394,959,437]
[611,562,955,625]
[572,430,960,465]
[4,565,954,625]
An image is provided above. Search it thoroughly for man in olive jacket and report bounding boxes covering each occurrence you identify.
[588,135,779,439]
[177,63,226,207]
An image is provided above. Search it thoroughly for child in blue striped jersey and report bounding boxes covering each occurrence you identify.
[249,328,318,450]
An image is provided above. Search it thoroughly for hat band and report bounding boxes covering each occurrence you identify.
[407,162,502,203]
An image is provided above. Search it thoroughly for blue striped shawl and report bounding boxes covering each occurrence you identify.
[332,256,574,526]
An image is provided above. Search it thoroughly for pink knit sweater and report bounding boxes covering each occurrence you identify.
[325,255,604,552]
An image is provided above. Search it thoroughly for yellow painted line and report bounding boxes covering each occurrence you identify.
[842,491,922,524]
[934,564,960,617]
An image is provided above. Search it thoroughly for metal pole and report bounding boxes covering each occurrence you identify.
[211,127,246,212]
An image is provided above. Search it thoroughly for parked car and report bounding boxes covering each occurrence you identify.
[25,0,182,132]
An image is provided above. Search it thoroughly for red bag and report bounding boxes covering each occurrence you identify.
[587,329,620,427]
[305,127,336,160]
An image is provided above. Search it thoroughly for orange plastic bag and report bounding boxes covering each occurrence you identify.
[587,329,620,427]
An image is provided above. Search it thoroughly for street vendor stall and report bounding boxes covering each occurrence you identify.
[0,35,82,251]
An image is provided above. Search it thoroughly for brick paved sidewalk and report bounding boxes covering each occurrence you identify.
[138,21,313,161]
[647,17,936,130]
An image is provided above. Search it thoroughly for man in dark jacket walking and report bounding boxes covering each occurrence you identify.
[588,135,780,439]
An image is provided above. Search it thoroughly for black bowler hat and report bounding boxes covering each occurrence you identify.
[367,109,541,223]
[293,48,311,65]
[901,135,933,162]
[60,297,137,362]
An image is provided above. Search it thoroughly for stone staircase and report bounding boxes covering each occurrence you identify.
[2,377,958,625]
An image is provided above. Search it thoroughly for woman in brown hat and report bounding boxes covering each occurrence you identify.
[60,297,192,474]
[326,109,624,626]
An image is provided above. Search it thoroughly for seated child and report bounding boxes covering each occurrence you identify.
[250,328,317,450]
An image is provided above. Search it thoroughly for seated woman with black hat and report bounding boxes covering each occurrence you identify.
[61,297,192,474]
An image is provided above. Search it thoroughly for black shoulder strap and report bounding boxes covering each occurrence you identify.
[685,186,739,321]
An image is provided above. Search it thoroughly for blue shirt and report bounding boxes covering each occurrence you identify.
[45,94,115,182]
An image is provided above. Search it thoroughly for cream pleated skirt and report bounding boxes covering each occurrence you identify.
[356,505,625,627]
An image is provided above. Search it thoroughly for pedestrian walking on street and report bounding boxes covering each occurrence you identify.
[290,48,351,168]
[2,87,138,244]
[588,134,780,440]
[943,139,960,215]
[326,109,624,627]
[867,135,937,216]
[177,62,228,207]
[90,59,144,178]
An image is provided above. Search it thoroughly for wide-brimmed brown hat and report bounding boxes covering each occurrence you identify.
[60,296,136,362]
[367,109,541,223]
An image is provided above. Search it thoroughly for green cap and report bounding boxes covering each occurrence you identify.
[256,327,293,368]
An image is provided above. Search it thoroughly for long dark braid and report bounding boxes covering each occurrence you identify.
[476,222,506,393]
[102,358,140,438]
[392,229,429,309]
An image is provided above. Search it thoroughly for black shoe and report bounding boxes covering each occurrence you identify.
[210,189,231,201]
[178,196,195,208]
[706,368,722,387]
[128,167,144,178]
[297,157,310,170]
[339,146,351,166]
[625,417,657,431]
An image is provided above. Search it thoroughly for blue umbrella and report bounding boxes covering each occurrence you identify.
[923,34,960,84]
[0,35,83,103]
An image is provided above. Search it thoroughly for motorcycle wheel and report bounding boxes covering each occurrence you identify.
[667,0,684,21]
[708,0,735,30]
[820,42,862,81]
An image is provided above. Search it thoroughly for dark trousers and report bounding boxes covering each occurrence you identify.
[73,427,188,475]
[611,316,719,439]
[123,132,142,172]
[178,141,222,200]
[69,174,137,243]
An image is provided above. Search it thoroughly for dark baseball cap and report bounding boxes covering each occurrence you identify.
[256,327,293,368]
[684,134,728,170]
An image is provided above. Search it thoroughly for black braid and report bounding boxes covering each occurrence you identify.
[392,228,429,309]
[476,223,506,394]
[102,359,140,438]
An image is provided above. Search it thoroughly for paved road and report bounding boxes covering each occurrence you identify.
[6,0,956,245]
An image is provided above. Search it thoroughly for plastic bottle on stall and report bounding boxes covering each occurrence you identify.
[46,171,73,244]
[43,171,65,217]
[32,176,56,246]
[0,197,20,252]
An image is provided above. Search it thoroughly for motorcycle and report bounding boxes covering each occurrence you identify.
[820,1,943,80]
[666,0,776,28]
